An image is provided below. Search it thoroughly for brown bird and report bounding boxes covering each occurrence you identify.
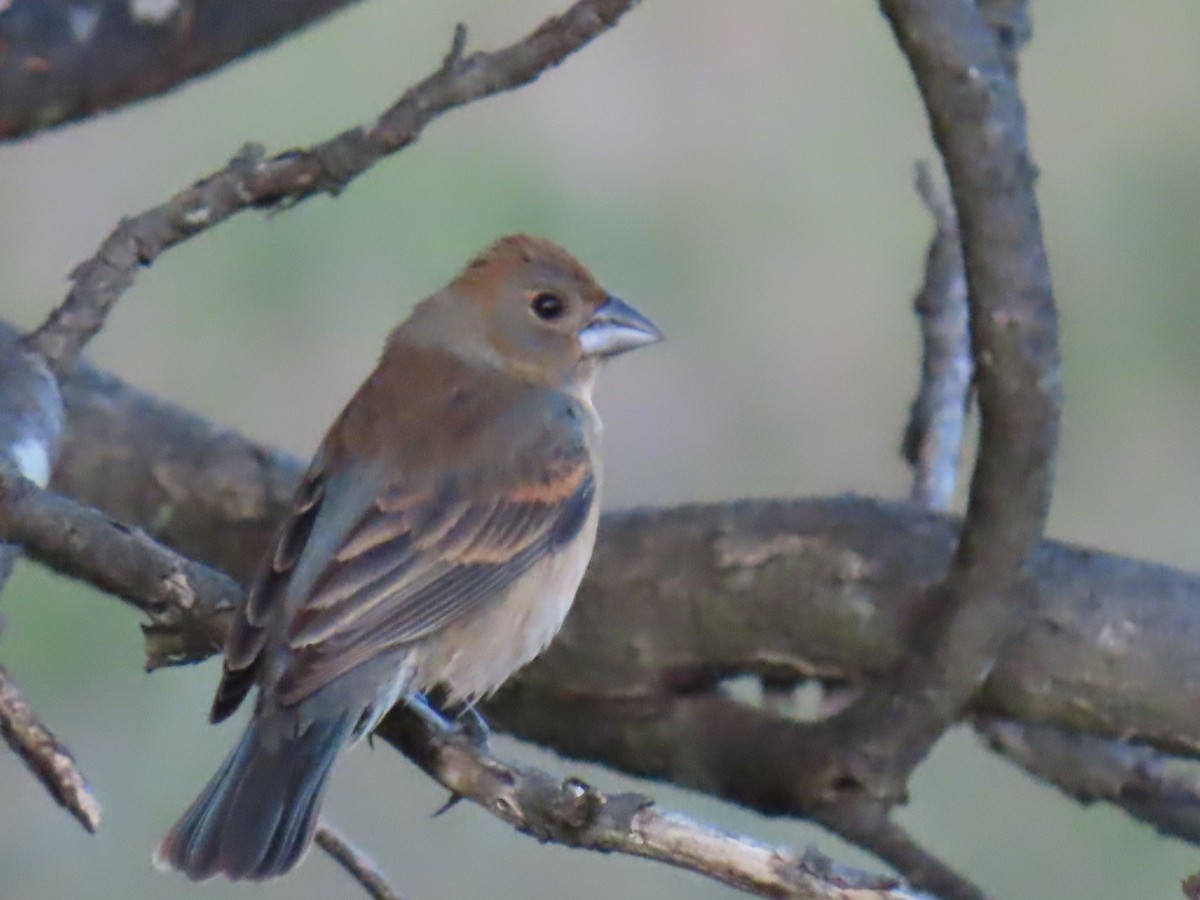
[157,234,662,881]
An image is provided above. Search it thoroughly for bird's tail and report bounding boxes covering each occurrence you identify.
[155,713,353,881]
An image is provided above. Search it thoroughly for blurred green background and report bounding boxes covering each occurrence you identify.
[2,2,1199,898]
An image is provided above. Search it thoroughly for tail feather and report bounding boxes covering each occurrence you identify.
[157,714,353,881]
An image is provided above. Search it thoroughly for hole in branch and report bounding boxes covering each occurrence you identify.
[832,774,863,794]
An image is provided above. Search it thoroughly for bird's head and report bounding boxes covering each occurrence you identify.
[402,234,662,390]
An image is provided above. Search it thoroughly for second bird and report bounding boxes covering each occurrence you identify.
[157,234,663,881]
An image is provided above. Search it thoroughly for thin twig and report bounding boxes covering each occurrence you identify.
[0,662,101,832]
[980,719,1200,845]
[817,800,988,900]
[22,0,641,374]
[0,325,85,828]
[0,466,240,670]
[378,706,933,900]
[316,823,407,900]
[0,0,370,142]
[901,161,972,511]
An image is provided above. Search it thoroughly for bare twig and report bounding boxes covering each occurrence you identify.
[378,706,933,900]
[22,0,641,373]
[980,719,1200,845]
[976,0,1031,78]
[0,325,87,829]
[0,0,369,142]
[892,154,991,899]
[817,802,986,900]
[316,823,407,900]
[901,161,972,511]
[0,662,101,832]
[0,467,240,670]
[898,148,1200,874]
[867,0,1062,779]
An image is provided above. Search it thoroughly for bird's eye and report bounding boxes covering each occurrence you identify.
[531,292,566,320]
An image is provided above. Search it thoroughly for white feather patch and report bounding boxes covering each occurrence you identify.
[11,437,50,488]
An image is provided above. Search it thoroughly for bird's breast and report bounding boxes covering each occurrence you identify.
[413,500,599,704]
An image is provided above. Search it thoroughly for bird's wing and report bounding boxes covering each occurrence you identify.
[211,415,595,719]
[210,454,331,722]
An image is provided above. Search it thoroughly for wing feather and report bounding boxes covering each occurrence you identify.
[275,448,594,705]
[212,383,598,720]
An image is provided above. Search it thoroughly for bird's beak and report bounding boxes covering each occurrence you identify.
[579,296,664,358]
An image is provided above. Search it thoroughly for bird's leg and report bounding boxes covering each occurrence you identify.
[403,691,489,747]
[405,692,456,734]
[452,702,491,748]
[402,692,490,818]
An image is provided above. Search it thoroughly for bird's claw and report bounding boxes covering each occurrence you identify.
[454,705,491,748]
[432,792,465,818]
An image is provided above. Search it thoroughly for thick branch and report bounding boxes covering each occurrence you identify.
[979,719,1200,845]
[0,0,366,142]
[0,324,63,580]
[47,362,1200,797]
[0,466,926,898]
[22,0,640,373]
[803,0,1061,811]
[894,141,1192,870]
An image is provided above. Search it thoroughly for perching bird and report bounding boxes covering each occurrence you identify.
[156,234,662,881]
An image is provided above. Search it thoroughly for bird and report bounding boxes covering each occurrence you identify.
[156,234,662,882]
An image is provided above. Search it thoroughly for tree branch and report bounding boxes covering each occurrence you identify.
[41,360,1200,813]
[979,719,1200,845]
[0,324,63,582]
[901,161,972,512]
[810,0,1061,802]
[815,802,983,900]
[627,3,1057,889]
[0,459,238,668]
[21,0,641,374]
[0,661,101,832]
[894,104,1200,863]
[378,705,934,900]
[315,823,408,900]
[0,0,367,142]
[0,464,927,898]
[0,325,91,829]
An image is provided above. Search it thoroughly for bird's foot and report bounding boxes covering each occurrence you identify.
[453,704,491,748]
[406,693,454,734]
[406,694,489,748]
